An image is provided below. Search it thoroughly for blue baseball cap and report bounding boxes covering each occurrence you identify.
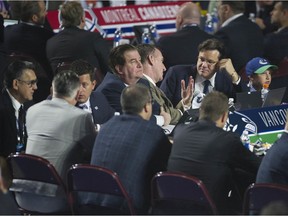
[245,57,278,77]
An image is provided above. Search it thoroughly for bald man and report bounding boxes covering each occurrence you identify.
[156,2,214,70]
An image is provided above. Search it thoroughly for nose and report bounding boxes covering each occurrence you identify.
[33,83,38,90]
[137,60,142,68]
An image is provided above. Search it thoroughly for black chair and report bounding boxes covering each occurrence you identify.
[67,164,136,215]
[150,171,218,215]
[243,183,288,215]
[7,153,71,214]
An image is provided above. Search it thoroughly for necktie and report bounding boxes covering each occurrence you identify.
[17,105,26,152]
[203,80,211,95]
[78,104,88,110]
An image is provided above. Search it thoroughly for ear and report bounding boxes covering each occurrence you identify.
[143,103,149,113]
[147,54,154,66]
[91,80,97,89]
[115,65,123,75]
[31,14,38,23]
[12,79,19,90]
[221,111,228,124]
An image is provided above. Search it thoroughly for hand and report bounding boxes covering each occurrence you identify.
[255,18,266,30]
[218,58,240,84]
[181,76,194,106]
[0,11,10,19]
[160,106,171,126]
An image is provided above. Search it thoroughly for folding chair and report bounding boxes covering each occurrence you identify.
[150,171,218,215]
[243,183,288,215]
[7,153,71,214]
[67,164,135,215]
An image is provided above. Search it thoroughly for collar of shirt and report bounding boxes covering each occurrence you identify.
[143,74,156,86]
[78,99,92,113]
[6,89,22,119]
[195,72,216,93]
[221,13,243,28]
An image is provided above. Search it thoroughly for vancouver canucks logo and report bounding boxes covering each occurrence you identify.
[259,59,268,65]
[224,111,258,135]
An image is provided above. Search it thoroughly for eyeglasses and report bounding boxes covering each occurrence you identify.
[198,57,218,67]
[17,79,38,88]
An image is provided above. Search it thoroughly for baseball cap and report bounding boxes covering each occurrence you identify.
[245,57,278,77]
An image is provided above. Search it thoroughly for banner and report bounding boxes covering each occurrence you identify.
[225,104,288,144]
[46,2,182,39]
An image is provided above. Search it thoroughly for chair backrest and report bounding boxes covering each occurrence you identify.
[67,164,135,215]
[243,183,288,215]
[7,153,70,214]
[151,171,218,215]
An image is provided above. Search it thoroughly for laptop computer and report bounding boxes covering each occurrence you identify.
[262,87,287,107]
[235,91,262,111]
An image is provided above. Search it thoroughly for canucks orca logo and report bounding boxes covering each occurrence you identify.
[224,111,258,135]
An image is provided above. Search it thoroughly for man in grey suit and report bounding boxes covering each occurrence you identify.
[24,70,96,213]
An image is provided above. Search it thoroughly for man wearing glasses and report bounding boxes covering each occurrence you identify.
[160,38,242,108]
[0,60,37,157]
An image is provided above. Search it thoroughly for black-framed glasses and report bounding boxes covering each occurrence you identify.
[17,79,38,88]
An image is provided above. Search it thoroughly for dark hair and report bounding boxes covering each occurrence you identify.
[121,84,151,114]
[52,70,80,98]
[4,60,36,89]
[9,1,41,21]
[199,91,228,122]
[60,1,83,28]
[109,44,138,74]
[198,38,225,60]
[137,44,156,64]
[70,59,96,81]
[221,1,245,13]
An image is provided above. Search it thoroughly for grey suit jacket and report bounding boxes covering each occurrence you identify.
[26,98,96,180]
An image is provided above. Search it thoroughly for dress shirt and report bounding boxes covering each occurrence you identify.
[6,89,22,119]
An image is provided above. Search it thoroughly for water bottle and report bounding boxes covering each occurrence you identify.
[240,130,251,150]
[149,24,159,43]
[141,29,151,44]
[204,13,214,34]
[261,83,269,102]
[249,13,256,22]
[211,8,219,32]
[113,28,122,48]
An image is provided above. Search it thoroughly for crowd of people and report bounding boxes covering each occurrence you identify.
[0,0,288,214]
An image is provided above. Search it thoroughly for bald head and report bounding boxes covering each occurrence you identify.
[176,2,201,30]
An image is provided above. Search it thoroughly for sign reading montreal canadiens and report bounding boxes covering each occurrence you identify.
[46,2,182,39]
[225,104,288,144]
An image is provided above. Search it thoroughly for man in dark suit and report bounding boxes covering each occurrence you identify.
[1,1,54,102]
[70,59,115,128]
[256,111,288,184]
[168,91,261,213]
[160,38,243,108]
[96,44,171,126]
[156,2,214,70]
[87,84,171,214]
[0,60,38,157]
[46,1,110,81]
[264,1,288,66]
[215,1,264,73]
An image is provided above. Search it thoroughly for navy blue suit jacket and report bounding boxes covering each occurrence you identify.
[160,64,241,107]
[96,72,161,115]
[88,114,171,213]
[215,15,264,72]
[256,132,288,184]
[89,91,115,124]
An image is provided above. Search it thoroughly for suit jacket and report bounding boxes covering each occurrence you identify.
[256,132,288,184]
[96,72,160,115]
[25,98,96,181]
[156,25,214,69]
[87,91,115,124]
[1,23,55,102]
[215,15,264,72]
[264,27,288,65]
[143,76,182,125]
[160,64,241,107]
[168,119,261,212]
[87,114,171,214]
[0,90,28,157]
[46,26,110,77]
